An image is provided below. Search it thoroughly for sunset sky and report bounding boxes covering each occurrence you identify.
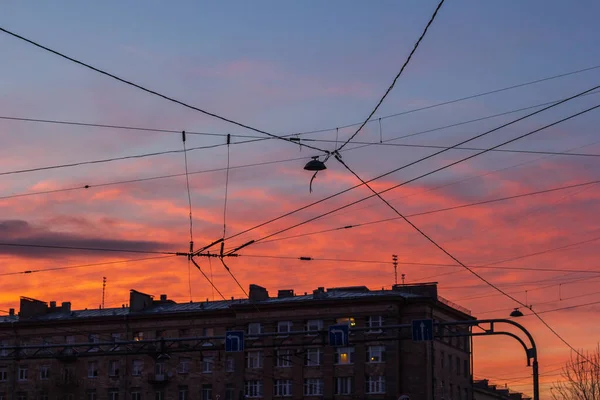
[2,1,600,396]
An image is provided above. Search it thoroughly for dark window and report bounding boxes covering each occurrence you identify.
[225,384,235,400]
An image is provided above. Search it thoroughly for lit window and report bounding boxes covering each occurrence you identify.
[336,317,356,327]
[246,351,263,369]
[244,381,263,398]
[276,350,292,368]
[133,332,143,341]
[277,321,292,335]
[248,323,262,336]
[335,377,352,395]
[304,379,323,396]
[305,348,320,366]
[305,320,323,333]
[274,380,292,397]
[368,346,385,363]
[335,347,355,365]
[366,376,386,394]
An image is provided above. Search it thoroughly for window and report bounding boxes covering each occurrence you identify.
[248,323,262,335]
[225,384,235,400]
[109,360,120,377]
[88,334,100,352]
[178,358,191,374]
[178,386,188,400]
[274,380,292,397]
[464,359,469,378]
[336,317,356,327]
[202,384,213,400]
[40,364,50,380]
[225,356,234,372]
[335,377,352,395]
[62,367,75,383]
[111,333,121,350]
[457,356,461,376]
[276,349,292,367]
[155,363,165,376]
[64,335,75,355]
[18,365,28,381]
[131,391,140,400]
[0,340,7,357]
[132,360,143,376]
[366,376,386,394]
[448,354,452,373]
[203,328,214,337]
[17,393,26,400]
[108,390,119,400]
[368,346,385,363]
[88,361,99,378]
[154,392,164,400]
[133,331,143,341]
[0,367,6,381]
[277,321,292,335]
[202,355,214,373]
[367,316,384,331]
[305,320,322,333]
[244,381,262,398]
[441,351,445,368]
[86,390,97,400]
[305,348,321,366]
[335,347,355,365]
[304,379,323,396]
[246,351,263,369]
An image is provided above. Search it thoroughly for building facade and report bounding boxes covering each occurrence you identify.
[0,283,473,400]
[472,380,531,400]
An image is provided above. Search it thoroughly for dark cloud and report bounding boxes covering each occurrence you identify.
[0,219,173,258]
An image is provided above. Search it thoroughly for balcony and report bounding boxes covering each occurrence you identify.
[148,373,169,385]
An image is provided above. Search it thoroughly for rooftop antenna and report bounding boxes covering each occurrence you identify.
[392,254,398,285]
[102,277,106,309]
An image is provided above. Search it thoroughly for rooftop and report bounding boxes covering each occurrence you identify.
[1,282,471,323]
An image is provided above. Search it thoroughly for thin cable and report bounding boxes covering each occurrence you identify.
[189,257,226,301]
[255,178,600,245]
[187,258,193,302]
[336,137,600,366]
[336,0,446,151]
[0,27,327,154]
[0,242,176,255]
[181,131,194,248]
[223,134,231,238]
[234,100,600,249]
[220,84,600,246]
[208,252,215,301]
[219,258,250,299]
[0,255,175,276]
[294,64,600,136]
[0,155,310,201]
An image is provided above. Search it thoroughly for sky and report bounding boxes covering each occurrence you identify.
[2,0,600,397]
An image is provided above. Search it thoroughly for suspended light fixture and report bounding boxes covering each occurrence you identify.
[510,308,524,317]
[304,156,327,171]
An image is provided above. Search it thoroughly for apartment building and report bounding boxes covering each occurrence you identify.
[0,283,473,400]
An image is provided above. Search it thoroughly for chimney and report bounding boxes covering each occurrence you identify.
[249,284,269,302]
[313,287,327,299]
[50,301,56,309]
[277,289,294,298]
[160,294,167,301]
[18,297,48,318]
[61,302,71,313]
[9,309,14,316]
[129,290,153,312]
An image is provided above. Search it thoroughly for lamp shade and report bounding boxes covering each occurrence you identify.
[304,158,327,171]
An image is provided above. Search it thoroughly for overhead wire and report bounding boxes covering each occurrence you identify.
[0,242,177,255]
[181,130,195,302]
[219,84,600,250]
[0,26,327,154]
[336,0,446,151]
[223,134,231,238]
